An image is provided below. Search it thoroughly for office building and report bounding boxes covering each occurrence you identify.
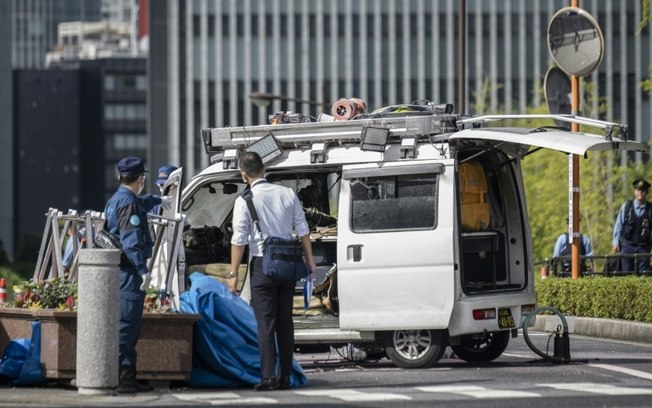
[11,0,102,69]
[150,0,652,179]
[0,1,13,258]
[12,56,147,261]
[3,0,147,261]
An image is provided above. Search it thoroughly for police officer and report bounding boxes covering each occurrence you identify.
[552,218,594,275]
[613,179,652,273]
[150,164,178,215]
[104,156,168,394]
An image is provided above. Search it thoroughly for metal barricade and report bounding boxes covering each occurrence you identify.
[537,253,652,278]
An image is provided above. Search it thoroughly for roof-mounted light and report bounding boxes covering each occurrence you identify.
[244,133,283,164]
[360,126,390,152]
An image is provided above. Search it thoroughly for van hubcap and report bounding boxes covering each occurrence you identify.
[393,330,432,360]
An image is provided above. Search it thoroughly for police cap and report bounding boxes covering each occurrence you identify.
[155,164,178,186]
[633,179,651,191]
[117,156,147,175]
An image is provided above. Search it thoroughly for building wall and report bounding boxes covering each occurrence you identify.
[0,0,14,258]
[148,0,174,193]
[14,70,81,258]
[99,57,148,202]
[11,0,101,69]
[151,0,652,178]
[12,57,147,262]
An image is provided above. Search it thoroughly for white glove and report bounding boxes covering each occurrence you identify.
[160,196,173,212]
[140,272,151,291]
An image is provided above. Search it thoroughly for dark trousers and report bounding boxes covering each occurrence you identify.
[621,241,651,273]
[119,294,145,367]
[249,256,296,379]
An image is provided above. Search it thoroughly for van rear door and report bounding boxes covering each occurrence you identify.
[150,167,185,309]
[448,127,648,156]
[337,161,455,331]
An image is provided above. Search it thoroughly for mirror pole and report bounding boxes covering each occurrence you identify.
[570,0,581,280]
[458,0,466,114]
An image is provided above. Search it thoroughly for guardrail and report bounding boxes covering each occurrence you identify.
[536,253,652,277]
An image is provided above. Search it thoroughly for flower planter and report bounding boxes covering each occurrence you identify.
[0,308,199,380]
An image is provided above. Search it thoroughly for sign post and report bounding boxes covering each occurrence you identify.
[547,2,604,279]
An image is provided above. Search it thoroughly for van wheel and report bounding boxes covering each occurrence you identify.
[450,331,510,362]
[384,329,446,369]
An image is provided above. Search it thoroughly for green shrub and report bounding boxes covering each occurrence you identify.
[536,276,652,322]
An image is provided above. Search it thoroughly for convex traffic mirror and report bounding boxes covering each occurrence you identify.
[547,7,604,77]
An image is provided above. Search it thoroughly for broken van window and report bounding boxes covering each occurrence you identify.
[350,174,437,232]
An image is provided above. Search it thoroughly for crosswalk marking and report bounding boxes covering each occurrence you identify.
[174,392,241,400]
[416,385,540,399]
[172,392,277,405]
[589,363,652,381]
[539,382,652,396]
[172,382,652,404]
[295,389,411,402]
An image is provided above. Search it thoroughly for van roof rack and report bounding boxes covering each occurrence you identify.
[202,113,461,156]
[201,112,630,168]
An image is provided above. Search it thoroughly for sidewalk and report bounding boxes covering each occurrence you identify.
[533,315,652,344]
[0,386,171,407]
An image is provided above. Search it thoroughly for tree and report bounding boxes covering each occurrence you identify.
[472,75,652,265]
[521,81,652,264]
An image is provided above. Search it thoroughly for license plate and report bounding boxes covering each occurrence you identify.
[498,308,515,329]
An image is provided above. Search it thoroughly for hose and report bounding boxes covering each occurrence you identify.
[522,306,570,363]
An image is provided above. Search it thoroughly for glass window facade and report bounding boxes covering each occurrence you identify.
[155,0,652,177]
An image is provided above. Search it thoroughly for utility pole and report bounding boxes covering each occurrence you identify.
[570,0,581,280]
[458,0,466,114]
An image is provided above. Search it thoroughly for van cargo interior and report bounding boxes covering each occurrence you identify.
[457,149,526,293]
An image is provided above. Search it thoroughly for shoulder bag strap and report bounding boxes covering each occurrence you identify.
[242,189,264,239]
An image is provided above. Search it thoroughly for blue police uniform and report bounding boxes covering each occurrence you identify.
[150,164,177,215]
[104,157,161,379]
[614,199,652,273]
[613,179,652,273]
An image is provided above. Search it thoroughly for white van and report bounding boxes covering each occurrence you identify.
[160,107,644,369]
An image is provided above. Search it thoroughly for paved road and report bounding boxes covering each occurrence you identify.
[2,331,652,407]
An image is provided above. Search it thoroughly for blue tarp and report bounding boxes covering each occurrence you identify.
[179,272,308,388]
[0,320,45,386]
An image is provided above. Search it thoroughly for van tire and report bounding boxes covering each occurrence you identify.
[383,329,446,369]
[450,331,510,362]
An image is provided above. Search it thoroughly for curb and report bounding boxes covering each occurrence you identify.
[533,315,652,344]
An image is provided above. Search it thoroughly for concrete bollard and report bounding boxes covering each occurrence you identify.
[76,249,121,395]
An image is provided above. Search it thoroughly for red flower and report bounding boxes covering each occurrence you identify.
[65,295,75,310]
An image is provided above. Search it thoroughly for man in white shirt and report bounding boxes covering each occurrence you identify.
[228,152,317,391]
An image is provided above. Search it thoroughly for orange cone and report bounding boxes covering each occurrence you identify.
[0,277,6,304]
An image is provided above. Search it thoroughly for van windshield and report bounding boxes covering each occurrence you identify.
[184,181,246,227]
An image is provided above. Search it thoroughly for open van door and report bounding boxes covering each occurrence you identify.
[149,167,185,309]
[448,125,647,156]
[337,161,455,332]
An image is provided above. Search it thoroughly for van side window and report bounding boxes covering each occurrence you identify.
[350,174,437,232]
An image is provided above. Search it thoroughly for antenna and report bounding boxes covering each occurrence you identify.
[544,66,572,129]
